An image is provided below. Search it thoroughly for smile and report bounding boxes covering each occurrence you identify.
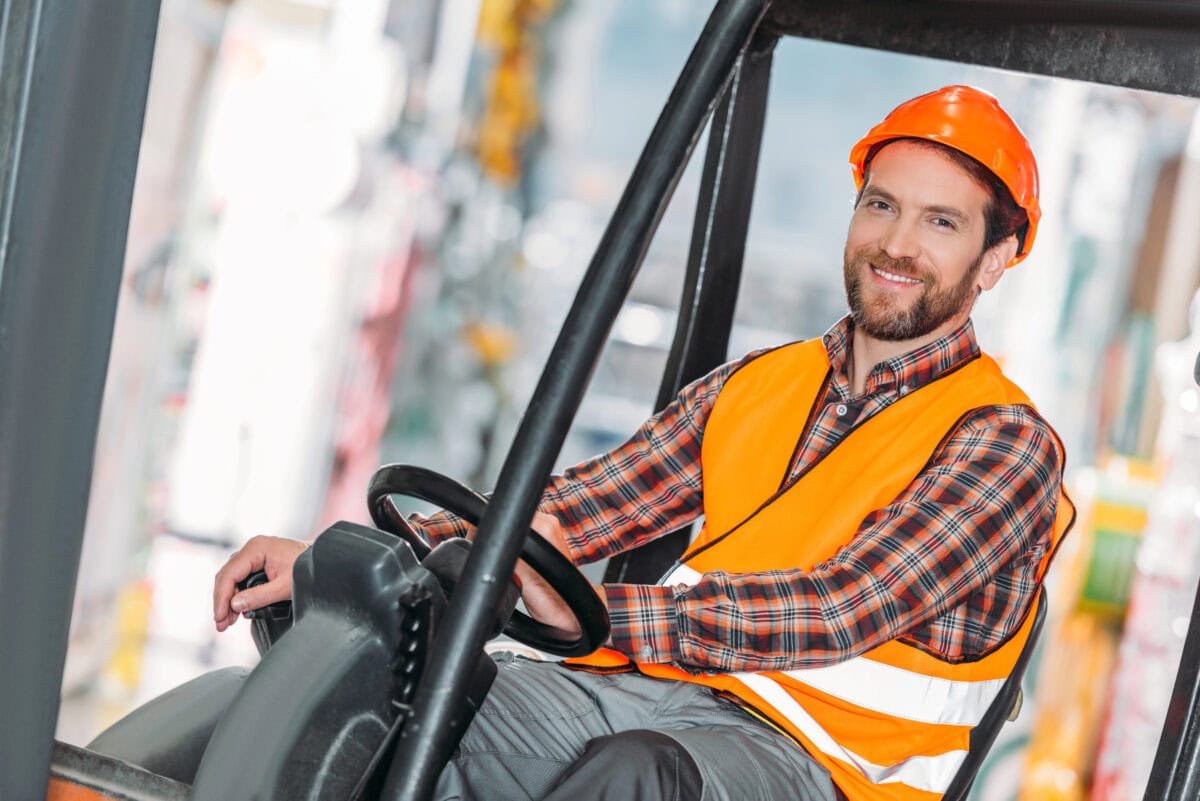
[870,264,922,285]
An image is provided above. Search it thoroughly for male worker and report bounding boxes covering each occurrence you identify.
[214,86,1073,801]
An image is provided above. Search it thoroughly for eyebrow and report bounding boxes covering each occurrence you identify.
[861,187,973,228]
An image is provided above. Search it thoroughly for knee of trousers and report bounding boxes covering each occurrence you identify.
[555,730,703,798]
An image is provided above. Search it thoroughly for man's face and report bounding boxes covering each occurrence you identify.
[843,140,993,343]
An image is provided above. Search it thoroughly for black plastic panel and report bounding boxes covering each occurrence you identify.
[190,522,445,801]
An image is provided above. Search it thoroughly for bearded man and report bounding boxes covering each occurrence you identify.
[215,86,1074,801]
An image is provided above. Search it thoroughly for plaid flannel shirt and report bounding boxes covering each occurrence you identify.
[416,316,1063,672]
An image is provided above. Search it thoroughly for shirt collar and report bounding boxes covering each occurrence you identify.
[820,315,981,397]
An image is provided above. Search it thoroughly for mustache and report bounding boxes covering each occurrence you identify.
[856,250,927,283]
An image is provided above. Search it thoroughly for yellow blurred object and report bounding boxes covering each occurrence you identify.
[473,0,561,186]
[477,0,513,47]
[103,580,153,691]
[1087,499,1147,535]
[478,0,558,46]
[464,320,519,366]
[1020,615,1120,801]
[477,49,540,185]
[1074,459,1155,620]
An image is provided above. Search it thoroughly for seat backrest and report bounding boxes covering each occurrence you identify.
[86,666,249,785]
[940,587,1048,801]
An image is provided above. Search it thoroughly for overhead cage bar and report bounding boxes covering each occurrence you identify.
[763,0,1200,97]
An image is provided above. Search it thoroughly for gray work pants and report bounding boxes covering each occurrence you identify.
[435,653,839,801]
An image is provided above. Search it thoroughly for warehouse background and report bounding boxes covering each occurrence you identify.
[52,2,1200,800]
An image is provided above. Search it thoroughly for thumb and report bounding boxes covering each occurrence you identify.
[231,576,291,613]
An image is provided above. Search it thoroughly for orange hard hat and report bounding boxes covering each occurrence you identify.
[849,85,1040,267]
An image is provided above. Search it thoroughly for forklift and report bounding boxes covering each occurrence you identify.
[2,1,1198,799]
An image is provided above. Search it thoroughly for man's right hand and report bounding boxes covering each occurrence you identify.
[513,512,593,637]
[213,535,308,632]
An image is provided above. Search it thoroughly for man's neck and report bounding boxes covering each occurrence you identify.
[847,315,969,397]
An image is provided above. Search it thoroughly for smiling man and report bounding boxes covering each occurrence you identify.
[215,86,1074,801]
[846,140,1007,340]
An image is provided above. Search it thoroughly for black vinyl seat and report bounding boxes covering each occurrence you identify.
[85,666,249,786]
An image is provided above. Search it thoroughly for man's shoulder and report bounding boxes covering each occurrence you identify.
[960,402,1051,430]
[723,338,825,381]
[940,353,1063,449]
[955,402,1061,464]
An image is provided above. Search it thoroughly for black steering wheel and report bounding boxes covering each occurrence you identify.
[367,464,609,657]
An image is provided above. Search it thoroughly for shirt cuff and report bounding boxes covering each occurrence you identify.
[408,511,472,546]
[603,583,683,664]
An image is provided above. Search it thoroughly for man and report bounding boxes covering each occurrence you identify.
[214,86,1073,801]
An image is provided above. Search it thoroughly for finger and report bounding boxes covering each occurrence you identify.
[213,559,249,621]
[513,558,541,588]
[215,610,240,632]
[530,512,559,538]
[212,545,268,621]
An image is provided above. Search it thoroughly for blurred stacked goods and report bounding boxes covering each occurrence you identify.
[1089,319,1200,801]
[1019,457,1154,801]
[1020,309,1200,801]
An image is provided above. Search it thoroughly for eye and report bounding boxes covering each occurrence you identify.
[867,199,892,212]
[931,216,956,229]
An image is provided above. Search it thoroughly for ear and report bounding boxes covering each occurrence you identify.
[978,235,1018,291]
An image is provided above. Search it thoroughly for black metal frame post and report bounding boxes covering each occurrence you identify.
[380,1,772,798]
[0,1,161,799]
[604,29,779,586]
[1143,574,1200,801]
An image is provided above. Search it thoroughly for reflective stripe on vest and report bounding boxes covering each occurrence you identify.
[661,564,1007,727]
[733,673,968,792]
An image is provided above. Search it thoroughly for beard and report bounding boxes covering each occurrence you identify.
[843,247,983,342]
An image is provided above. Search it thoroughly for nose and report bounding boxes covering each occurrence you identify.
[878,218,920,261]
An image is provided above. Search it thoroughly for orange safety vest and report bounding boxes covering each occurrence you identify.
[572,338,1075,801]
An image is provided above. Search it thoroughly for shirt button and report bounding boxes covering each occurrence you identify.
[640,646,654,659]
[836,404,848,416]
[899,385,910,396]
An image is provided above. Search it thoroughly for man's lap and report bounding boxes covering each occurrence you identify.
[436,652,838,801]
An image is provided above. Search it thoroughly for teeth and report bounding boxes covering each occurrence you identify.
[872,265,921,285]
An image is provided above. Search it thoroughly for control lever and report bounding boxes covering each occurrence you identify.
[236,571,294,656]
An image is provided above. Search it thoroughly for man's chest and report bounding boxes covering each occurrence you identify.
[785,381,901,481]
